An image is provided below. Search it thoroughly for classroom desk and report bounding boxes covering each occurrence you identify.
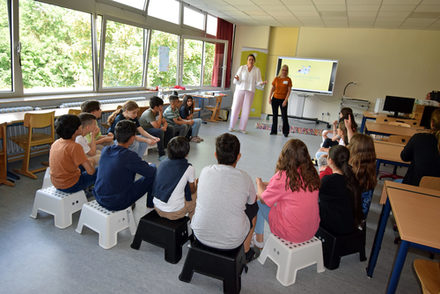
[373,141,408,175]
[366,181,440,291]
[189,93,226,122]
[360,111,378,133]
[365,121,426,137]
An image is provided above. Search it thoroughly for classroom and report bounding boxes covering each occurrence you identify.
[1,0,440,293]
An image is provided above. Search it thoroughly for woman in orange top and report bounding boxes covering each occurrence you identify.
[269,64,292,137]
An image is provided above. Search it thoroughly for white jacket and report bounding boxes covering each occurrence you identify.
[233,65,264,93]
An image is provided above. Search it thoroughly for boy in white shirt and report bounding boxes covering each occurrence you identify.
[191,133,259,262]
[75,113,101,166]
[152,136,196,220]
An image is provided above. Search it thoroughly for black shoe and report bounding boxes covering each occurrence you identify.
[245,248,259,263]
[283,133,288,137]
[270,132,277,135]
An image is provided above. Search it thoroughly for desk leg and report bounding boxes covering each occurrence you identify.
[386,240,409,294]
[376,159,381,177]
[366,198,391,277]
[360,116,367,133]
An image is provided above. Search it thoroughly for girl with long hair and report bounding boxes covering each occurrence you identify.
[253,139,320,249]
[348,133,377,217]
[319,145,363,235]
[107,100,159,158]
[179,95,203,143]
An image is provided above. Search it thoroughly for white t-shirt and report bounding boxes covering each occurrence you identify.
[233,65,264,93]
[153,165,195,212]
[191,164,256,249]
[75,135,90,154]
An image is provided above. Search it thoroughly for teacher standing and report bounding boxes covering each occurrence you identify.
[229,54,267,134]
[269,64,292,137]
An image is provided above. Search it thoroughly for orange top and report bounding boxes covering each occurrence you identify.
[49,139,88,189]
[272,77,292,99]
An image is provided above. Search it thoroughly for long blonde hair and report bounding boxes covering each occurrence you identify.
[277,64,289,78]
[107,100,139,125]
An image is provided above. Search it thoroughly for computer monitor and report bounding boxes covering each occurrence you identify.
[383,96,415,118]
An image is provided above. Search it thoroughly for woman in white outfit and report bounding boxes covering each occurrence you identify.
[229,54,267,133]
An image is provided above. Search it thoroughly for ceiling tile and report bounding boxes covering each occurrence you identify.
[416,4,440,12]
[314,4,347,11]
[380,4,417,11]
[347,4,380,11]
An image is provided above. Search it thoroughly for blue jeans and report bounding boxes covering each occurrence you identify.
[114,136,148,158]
[255,200,271,235]
[58,168,97,194]
[191,118,202,137]
[146,127,174,157]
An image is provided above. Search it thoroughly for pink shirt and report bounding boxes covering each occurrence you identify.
[261,171,320,243]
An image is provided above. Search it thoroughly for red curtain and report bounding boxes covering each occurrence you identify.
[211,18,234,88]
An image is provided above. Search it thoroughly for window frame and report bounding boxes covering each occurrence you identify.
[99,16,148,91]
[0,0,229,101]
[180,35,228,89]
[182,4,206,32]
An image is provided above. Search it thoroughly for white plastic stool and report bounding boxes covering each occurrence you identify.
[30,186,87,229]
[258,234,325,286]
[75,200,136,249]
[42,167,52,189]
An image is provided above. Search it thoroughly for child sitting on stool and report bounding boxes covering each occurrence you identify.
[153,136,197,220]
[49,114,97,194]
[191,133,259,263]
[93,120,157,210]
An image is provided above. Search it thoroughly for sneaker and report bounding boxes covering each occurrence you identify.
[158,155,167,161]
[228,128,235,132]
[196,136,204,142]
[245,248,259,263]
[239,129,248,134]
[190,137,199,143]
[252,233,265,249]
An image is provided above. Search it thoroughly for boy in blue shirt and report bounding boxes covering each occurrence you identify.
[93,120,157,210]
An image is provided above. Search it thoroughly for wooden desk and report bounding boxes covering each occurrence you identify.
[365,121,426,137]
[374,140,408,176]
[360,111,420,133]
[366,181,440,285]
[386,186,440,293]
[190,93,226,122]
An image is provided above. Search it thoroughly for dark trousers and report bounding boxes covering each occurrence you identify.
[147,126,175,157]
[271,98,289,135]
[58,167,97,193]
[97,174,155,211]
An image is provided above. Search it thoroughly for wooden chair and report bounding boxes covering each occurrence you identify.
[419,176,440,191]
[205,96,223,122]
[387,135,411,145]
[413,259,440,294]
[0,123,14,187]
[11,112,55,179]
[68,109,81,115]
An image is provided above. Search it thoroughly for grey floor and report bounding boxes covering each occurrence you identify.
[0,119,429,294]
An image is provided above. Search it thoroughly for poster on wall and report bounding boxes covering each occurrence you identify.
[240,47,268,118]
[159,46,170,72]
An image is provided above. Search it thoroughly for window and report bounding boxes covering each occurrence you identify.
[102,20,144,88]
[19,0,93,93]
[148,0,180,24]
[206,15,217,36]
[203,42,216,86]
[112,0,146,10]
[183,6,205,30]
[182,39,202,86]
[147,30,178,87]
[0,0,11,92]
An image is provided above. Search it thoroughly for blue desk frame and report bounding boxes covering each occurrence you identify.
[367,194,440,294]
